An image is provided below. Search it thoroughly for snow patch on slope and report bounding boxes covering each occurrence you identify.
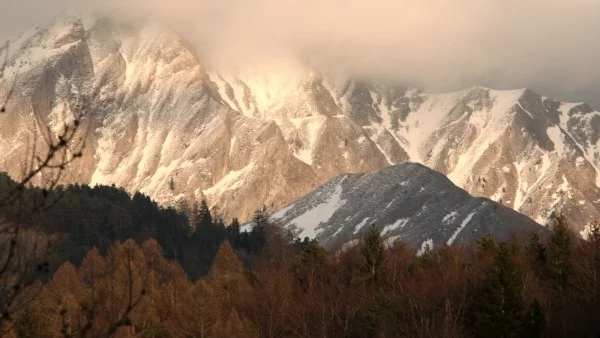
[401,91,463,161]
[284,178,347,238]
[381,218,408,235]
[289,115,327,165]
[417,238,434,256]
[443,211,459,224]
[547,126,565,156]
[353,217,372,234]
[447,211,477,245]
[204,162,255,197]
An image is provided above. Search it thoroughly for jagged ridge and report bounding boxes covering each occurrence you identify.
[1,14,599,234]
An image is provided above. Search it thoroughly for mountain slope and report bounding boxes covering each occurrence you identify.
[1,14,599,233]
[271,163,541,249]
[349,85,600,235]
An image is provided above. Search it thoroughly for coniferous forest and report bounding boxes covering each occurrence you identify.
[2,174,600,337]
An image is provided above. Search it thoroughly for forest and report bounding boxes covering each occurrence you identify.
[1,175,600,337]
[0,172,279,279]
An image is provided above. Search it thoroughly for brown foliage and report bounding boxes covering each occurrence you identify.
[5,223,600,337]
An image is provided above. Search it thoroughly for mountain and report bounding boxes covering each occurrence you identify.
[270,162,541,249]
[0,14,599,234]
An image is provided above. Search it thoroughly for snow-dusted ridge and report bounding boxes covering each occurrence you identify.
[271,163,540,249]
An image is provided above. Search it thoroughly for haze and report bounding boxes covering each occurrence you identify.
[1,0,599,107]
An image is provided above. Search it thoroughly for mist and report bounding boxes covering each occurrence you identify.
[1,0,599,107]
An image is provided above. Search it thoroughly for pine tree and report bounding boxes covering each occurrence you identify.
[249,209,268,254]
[525,231,547,277]
[362,225,386,283]
[227,218,241,248]
[295,241,327,290]
[190,200,200,231]
[473,243,524,337]
[197,200,213,229]
[547,214,573,290]
[522,299,545,337]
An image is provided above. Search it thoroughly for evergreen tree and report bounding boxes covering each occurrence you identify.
[473,243,524,337]
[188,200,227,277]
[189,201,200,231]
[525,231,547,277]
[522,299,545,338]
[362,225,386,283]
[294,241,328,290]
[227,218,241,248]
[196,200,213,229]
[547,214,573,290]
[249,209,268,254]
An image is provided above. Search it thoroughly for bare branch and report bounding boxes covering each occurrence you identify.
[0,36,88,329]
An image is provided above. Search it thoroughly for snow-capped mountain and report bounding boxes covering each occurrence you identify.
[270,162,541,249]
[1,14,599,235]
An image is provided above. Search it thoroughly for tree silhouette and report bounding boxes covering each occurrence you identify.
[361,225,386,283]
[473,243,525,337]
[547,214,573,290]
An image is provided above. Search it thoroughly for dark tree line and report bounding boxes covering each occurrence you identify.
[0,173,275,280]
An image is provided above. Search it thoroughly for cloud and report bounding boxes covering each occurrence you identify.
[1,0,599,106]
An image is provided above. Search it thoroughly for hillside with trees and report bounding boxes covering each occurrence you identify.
[0,172,279,281]
[3,187,600,337]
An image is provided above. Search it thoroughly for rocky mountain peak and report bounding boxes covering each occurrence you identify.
[2,14,600,236]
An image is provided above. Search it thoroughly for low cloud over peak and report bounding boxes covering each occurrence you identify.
[1,0,599,107]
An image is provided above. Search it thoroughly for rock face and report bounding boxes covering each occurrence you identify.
[1,15,600,234]
[270,163,541,249]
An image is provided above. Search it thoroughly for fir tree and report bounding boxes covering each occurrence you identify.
[522,299,545,338]
[362,225,386,283]
[249,209,268,254]
[196,200,213,229]
[547,214,573,290]
[295,241,327,290]
[525,231,547,277]
[227,218,241,248]
[473,243,524,337]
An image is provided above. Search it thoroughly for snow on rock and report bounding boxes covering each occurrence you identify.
[203,162,255,199]
[417,239,434,256]
[277,177,347,239]
[381,218,408,236]
[447,211,477,245]
[442,211,459,224]
[353,217,372,234]
[547,125,565,156]
[273,163,540,249]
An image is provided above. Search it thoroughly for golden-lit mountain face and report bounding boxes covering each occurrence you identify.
[2,15,600,236]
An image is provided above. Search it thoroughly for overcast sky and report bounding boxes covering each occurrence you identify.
[1,0,599,107]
